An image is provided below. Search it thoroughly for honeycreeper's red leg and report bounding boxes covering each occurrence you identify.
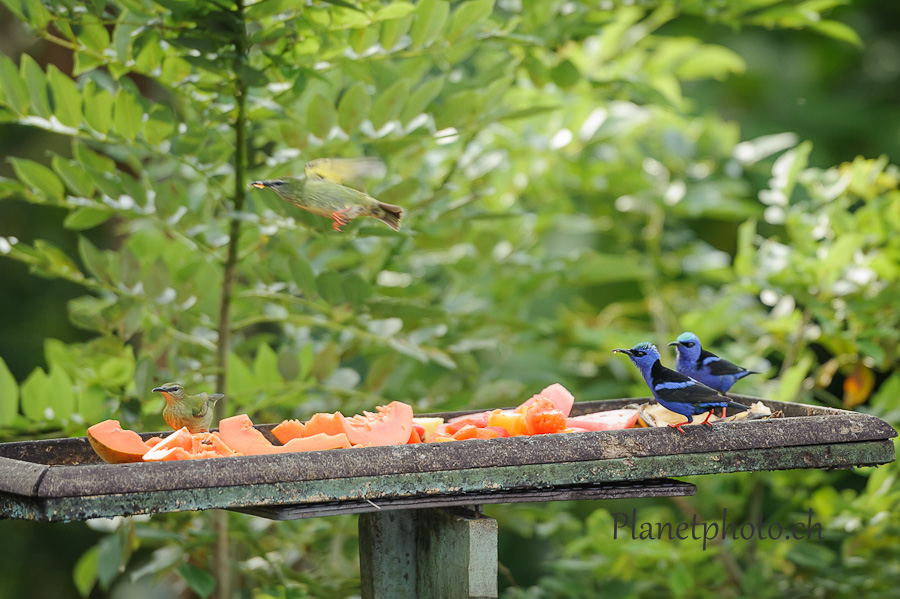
[331,208,352,232]
[700,410,715,428]
[667,421,690,434]
[720,407,727,419]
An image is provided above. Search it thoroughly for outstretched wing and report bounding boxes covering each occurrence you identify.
[699,349,747,375]
[305,157,386,184]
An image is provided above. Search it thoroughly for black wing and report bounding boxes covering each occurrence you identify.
[650,361,723,404]
[699,349,746,376]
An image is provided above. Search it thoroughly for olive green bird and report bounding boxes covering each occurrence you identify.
[152,383,224,433]
[251,157,403,232]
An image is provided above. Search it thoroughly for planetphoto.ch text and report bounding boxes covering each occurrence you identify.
[612,508,822,550]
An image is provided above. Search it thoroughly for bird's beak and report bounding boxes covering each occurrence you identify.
[611,348,631,355]
[152,386,173,393]
[250,181,270,189]
[668,341,679,347]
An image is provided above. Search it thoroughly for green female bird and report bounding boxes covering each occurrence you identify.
[152,383,224,433]
[251,157,403,232]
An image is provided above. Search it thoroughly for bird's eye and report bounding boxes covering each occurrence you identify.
[684,342,694,348]
[633,350,645,357]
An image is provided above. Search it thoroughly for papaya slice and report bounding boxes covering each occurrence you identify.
[87,419,154,464]
[271,419,305,444]
[301,401,414,447]
[219,414,351,456]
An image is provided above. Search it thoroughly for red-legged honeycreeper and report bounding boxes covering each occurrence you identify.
[612,343,748,433]
[669,332,757,396]
[250,157,402,232]
[152,383,224,433]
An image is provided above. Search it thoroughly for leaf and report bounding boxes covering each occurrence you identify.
[47,366,76,421]
[436,89,481,128]
[20,367,51,421]
[52,155,95,197]
[64,207,114,230]
[47,64,83,128]
[96,534,123,590]
[99,356,135,388]
[317,271,346,305]
[176,564,216,599]
[143,104,177,146]
[83,80,114,135]
[676,45,746,81]
[311,342,339,382]
[227,353,256,396]
[772,140,812,201]
[9,157,65,200]
[342,274,372,310]
[77,385,109,424]
[78,237,109,280]
[298,344,314,381]
[320,0,363,12]
[410,0,450,48]
[0,53,30,114]
[289,255,318,296]
[371,79,410,129]
[809,19,862,47]
[374,2,416,20]
[253,343,283,384]
[843,364,875,408]
[400,76,445,124]
[786,542,836,570]
[380,14,413,50]
[551,59,581,89]
[0,356,19,427]
[113,88,143,141]
[306,93,337,139]
[19,54,51,118]
[34,239,81,278]
[77,18,111,53]
[338,81,371,133]
[448,0,494,41]
[73,545,99,598]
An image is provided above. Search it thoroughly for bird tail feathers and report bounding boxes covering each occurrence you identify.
[727,401,749,411]
[374,202,403,231]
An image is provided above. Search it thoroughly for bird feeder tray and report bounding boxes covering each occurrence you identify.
[0,396,894,522]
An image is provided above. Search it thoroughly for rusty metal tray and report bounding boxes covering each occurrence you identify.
[0,396,895,522]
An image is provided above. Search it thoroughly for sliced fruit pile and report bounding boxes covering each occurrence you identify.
[86,385,638,463]
[425,384,638,442]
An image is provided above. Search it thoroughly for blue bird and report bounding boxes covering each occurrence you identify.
[613,342,748,433]
[669,332,757,398]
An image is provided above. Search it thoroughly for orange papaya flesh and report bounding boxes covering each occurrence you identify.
[300,401,414,447]
[271,419,305,444]
[87,419,155,464]
[219,414,350,456]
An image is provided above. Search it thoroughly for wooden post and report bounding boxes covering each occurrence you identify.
[359,510,418,599]
[359,506,498,599]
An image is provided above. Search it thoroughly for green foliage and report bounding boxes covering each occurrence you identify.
[0,0,898,598]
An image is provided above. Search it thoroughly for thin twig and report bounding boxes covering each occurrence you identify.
[212,3,248,597]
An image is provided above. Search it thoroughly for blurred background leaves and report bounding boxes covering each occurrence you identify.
[0,0,898,597]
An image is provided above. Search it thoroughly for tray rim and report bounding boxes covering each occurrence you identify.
[0,396,895,502]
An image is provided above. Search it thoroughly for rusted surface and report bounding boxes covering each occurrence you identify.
[0,398,895,522]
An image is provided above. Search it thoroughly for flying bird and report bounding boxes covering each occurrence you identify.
[152,383,224,433]
[669,332,757,396]
[613,342,747,433]
[251,157,402,232]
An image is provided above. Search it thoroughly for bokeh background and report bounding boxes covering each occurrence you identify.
[0,1,898,597]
